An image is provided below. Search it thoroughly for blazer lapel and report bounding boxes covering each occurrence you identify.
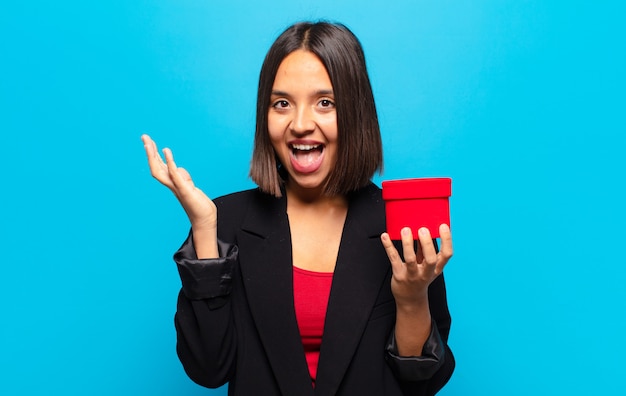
[314,185,390,395]
[237,192,315,396]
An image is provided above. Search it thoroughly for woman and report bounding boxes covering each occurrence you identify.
[142,21,454,395]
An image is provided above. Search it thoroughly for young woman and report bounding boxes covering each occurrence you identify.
[142,21,454,395]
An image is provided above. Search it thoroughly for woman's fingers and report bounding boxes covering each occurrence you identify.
[400,228,417,267]
[402,228,432,278]
[162,147,179,184]
[142,134,162,167]
[417,228,437,265]
[142,135,175,188]
[163,147,198,200]
[436,224,453,274]
[386,227,445,275]
[415,228,438,279]
[382,225,454,304]
[439,224,453,257]
[381,232,402,268]
[141,135,194,197]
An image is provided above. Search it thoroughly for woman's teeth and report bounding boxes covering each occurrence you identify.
[291,144,321,152]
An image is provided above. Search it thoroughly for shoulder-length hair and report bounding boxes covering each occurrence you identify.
[249,21,383,197]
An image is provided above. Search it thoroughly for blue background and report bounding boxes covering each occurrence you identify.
[1,1,625,395]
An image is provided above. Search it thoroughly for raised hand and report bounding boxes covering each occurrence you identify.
[381,224,453,306]
[141,134,218,258]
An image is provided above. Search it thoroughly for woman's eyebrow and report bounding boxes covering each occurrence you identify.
[270,89,334,96]
[271,90,289,96]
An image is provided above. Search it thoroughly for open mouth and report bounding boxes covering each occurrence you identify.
[289,143,325,172]
[291,143,323,158]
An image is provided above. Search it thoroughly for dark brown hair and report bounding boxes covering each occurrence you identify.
[249,21,383,197]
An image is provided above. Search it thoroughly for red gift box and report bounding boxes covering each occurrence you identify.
[382,177,452,239]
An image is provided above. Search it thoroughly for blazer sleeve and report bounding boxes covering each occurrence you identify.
[173,231,239,389]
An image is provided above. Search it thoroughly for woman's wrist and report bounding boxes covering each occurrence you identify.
[192,226,219,259]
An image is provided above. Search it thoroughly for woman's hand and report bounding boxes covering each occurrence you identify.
[141,134,218,258]
[381,224,453,306]
[380,224,453,356]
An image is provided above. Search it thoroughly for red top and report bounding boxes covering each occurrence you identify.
[293,266,334,386]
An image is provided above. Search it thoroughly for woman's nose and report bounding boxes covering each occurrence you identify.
[290,106,315,135]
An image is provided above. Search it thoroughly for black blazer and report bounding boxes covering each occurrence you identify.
[174,184,454,395]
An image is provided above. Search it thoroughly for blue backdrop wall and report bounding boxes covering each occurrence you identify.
[1,1,625,395]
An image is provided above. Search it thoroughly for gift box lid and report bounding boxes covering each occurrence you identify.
[382,177,452,200]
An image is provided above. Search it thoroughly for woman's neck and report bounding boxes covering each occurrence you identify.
[285,183,348,211]
[286,184,349,273]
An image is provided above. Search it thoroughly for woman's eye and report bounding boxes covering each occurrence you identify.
[319,99,335,108]
[272,100,289,108]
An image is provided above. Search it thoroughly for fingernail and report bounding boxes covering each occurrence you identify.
[440,224,450,233]
[419,227,429,236]
[401,227,411,237]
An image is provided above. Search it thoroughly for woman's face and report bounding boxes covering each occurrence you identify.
[268,50,338,196]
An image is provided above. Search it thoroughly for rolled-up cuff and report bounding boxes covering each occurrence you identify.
[385,320,446,381]
[173,233,238,301]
